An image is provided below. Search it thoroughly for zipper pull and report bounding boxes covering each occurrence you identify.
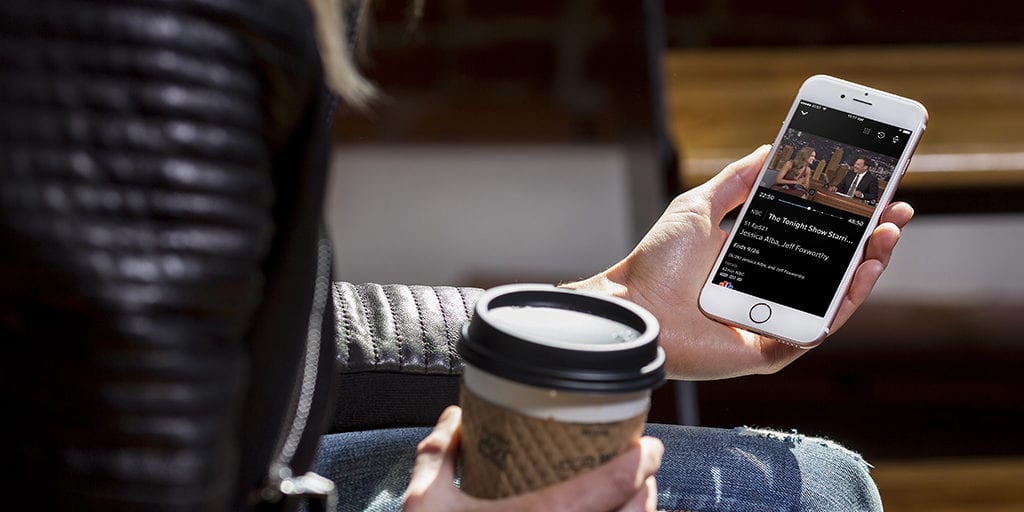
[261,467,338,512]
[280,471,337,512]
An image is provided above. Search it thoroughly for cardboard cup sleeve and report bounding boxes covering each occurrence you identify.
[458,385,648,499]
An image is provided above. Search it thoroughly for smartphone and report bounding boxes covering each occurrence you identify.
[698,74,928,348]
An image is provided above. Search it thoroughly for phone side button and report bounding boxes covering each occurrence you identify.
[749,303,772,324]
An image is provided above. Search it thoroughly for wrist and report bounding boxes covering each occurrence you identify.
[559,254,666,321]
[558,269,631,301]
[559,262,652,312]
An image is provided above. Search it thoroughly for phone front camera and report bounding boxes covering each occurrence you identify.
[840,94,846,98]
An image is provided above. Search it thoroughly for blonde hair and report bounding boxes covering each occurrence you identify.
[306,0,376,110]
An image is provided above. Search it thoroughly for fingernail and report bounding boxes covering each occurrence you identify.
[439,405,461,425]
[640,437,665,459]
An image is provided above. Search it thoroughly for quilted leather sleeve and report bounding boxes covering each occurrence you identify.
[332,282,483,375]
[0,1,324,510]
[329,283,484,432]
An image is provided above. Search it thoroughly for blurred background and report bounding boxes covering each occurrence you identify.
[325,1,1024,509]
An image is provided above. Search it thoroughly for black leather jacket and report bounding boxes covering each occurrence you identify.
[0,1,479,510]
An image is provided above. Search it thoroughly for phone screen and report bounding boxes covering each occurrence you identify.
[711,100,913,316]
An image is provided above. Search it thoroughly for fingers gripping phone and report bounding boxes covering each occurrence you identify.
[698,75,928,348]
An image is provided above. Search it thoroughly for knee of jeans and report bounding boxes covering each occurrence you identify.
[737,427,883,511]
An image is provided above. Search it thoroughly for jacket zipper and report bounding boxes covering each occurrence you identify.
[258,235,337,511]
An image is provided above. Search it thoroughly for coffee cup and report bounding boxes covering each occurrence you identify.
[456,283,664,499]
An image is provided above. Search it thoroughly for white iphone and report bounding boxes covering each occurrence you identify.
[698,74,928,348]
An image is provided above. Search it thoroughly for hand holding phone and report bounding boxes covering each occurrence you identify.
[698,75,928,347]
[564,145,913,379]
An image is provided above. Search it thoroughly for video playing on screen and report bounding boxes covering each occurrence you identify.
[711,101,912,316]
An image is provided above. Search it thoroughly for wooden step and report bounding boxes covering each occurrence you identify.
[872,457,1024,511]
[663,45,1024,190]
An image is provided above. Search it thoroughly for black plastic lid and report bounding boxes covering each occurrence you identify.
[457,284,665,393]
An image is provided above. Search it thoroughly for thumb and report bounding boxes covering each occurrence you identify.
[698,144,771,222]
[406,406,462,498]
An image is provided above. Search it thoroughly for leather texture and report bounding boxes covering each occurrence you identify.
[333,282,482,375]
[0,1,332,510]
[1,0,486,507]
[330,283,483,432]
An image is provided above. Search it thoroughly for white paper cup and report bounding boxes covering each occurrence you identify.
[456,284,664,499]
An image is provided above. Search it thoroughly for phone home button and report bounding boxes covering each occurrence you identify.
[749,303,772,324]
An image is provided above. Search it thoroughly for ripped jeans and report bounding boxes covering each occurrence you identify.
[313,424,883,512]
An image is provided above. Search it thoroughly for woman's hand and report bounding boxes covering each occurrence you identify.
[403,407,663,512]
[564,145,914,380]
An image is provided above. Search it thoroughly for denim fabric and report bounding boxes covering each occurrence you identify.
[645,425,882,512]
[314,424,882,512]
